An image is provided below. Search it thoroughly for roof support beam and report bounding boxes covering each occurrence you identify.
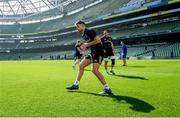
[28,0,39,12]
[42,0,51,8]
[0,8,4,16]
[46,0,56,7]
[16,3,20,15]
[17,0,28,14]
[7,1,16,15]
[46,0,63,13]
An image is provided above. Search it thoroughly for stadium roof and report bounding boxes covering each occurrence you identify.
[0,0,65,15]
[0,0,101,22]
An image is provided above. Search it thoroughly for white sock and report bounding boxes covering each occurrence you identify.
[74,80,79,86]
[104,84,110,90]
[110,66,113,71]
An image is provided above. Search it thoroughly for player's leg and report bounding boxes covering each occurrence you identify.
[123,59,127,66]
[110,55,116,74]
[91,55,112,94]
[104,52,109,75]
[104,59,108,70]
[92,63,112,94]
[104,58,109,75]
[72,54,83,69]
[76,58,91,82]
[72,58,81,70]
[92,63,106,85]
[122,54,127,66]
[67,57,91,90]
[72,56,77,69]
[111,59,115,69]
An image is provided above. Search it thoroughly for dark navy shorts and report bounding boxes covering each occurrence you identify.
[85,53,103,64]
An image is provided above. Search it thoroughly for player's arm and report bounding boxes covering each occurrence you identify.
[85,35,101,47]
[81,30,100,51]
[77,47,81,52]
[111,42,114,50]
[111,38,115,54]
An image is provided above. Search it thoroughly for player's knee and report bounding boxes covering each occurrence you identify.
[79,64,84,70]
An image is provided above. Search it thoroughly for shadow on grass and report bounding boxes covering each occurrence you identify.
[84,69,147,80]
[84,69,91,72]
[69,91,155,113]
[111,74,148,80]
[127,66,146,68]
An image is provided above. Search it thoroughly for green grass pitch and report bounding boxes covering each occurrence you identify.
[0,60,180,117]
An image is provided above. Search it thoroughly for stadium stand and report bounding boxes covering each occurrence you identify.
[136,43,180,58]
[107,21,180,39]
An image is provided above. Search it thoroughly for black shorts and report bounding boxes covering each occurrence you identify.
[85,53,103,64]
[75,54,83,59]
[104,51,114,58]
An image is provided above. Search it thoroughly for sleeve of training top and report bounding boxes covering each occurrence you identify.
[101,37,104,45]
[87,30,97,42]
[110,37,113,42]
[75,44,79,48]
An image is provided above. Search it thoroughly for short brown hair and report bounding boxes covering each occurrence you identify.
[104,30,109,33]
[75,20,85,26]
